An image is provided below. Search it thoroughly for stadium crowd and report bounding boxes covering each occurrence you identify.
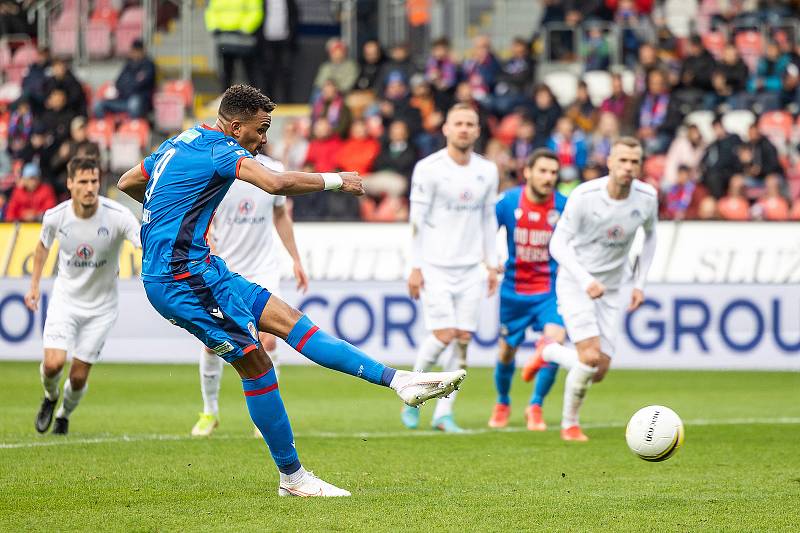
[4,0,800,222]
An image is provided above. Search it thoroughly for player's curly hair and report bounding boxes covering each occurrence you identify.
[219,84,276,121]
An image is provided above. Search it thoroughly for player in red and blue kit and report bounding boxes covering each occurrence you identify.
[488,149,568,431]
[117,85,466,497]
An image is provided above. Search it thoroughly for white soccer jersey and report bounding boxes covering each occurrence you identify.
[551,176,658,289]
[409,149,499,268]
[211,154,286,278]
[40,198,141,311]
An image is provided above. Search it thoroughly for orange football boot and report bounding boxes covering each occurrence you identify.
[560,425,589,441]
[488,403,511,428]
[526,404,547,431]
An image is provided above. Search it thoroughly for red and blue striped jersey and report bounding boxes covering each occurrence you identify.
[496,186,567,295]
[139,125,253,281]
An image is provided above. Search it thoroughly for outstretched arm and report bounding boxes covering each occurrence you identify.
[237,158,364,197]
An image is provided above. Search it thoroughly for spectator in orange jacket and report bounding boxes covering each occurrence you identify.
[5,162,56,222]
[335,120,380,175]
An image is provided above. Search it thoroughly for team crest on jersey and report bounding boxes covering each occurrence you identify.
[528,211,541,221]
[607,225,625,240]
[547,209,560,226]
[460,190,473,201]
[97,226,110,237]
[514,208,522,220]
[76,244,94,260]
[248,321,258,340]
[238,199,254,215]
[631,209,642,219]
[476,175,485,182]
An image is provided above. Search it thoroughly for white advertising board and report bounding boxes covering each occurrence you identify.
[0,279,797,370]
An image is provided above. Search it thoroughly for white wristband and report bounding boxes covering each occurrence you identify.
[321,173,343,190]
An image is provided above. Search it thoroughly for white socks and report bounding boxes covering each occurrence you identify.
[561,362,597,429]
[413,335,448,372]
[40,363,62,401]
[280,465,307,486]
[200,348,224,416]
[432,345,466,420]
[55,379,86,419]
[542,343,579,370]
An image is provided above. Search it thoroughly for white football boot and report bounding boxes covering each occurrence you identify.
[278,471,351,497]
[391,369,467,407]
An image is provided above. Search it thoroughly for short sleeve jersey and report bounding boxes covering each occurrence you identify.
[139,125,254,281]
[496,186,567,295]
[409,149,499,267]
[211,153,286,278]
[40,198,141,310]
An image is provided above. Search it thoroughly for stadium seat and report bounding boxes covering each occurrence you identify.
[543,71,578,107]
[115,7,144,57]
[110,135,143,173]
[758,111,793,152]
[734,31,763,72]
[87,118,115,149]
[0,42,11,72]
[90,6,118,27]
[494,113,521,146]
[161,79,194,108]
[722,110,756,141]
[0,82,21,106]
[684,110,715,142]
[582,71,613,107]
[87,20,113,59]
[701,31,727,59]
[116,119,151,149]
[642,155,666,188]
[50,12,79,58]
[153,92,185,132]
[4,44,38,83]
[620,69,635,95]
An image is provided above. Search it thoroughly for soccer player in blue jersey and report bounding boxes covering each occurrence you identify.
[117,84,466,497]
[489,149,568,431]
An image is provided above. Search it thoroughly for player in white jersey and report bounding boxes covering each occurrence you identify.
[191,152,308,437]
[403,103,499,433]
[525,137,658,441]
[26,157,141,435]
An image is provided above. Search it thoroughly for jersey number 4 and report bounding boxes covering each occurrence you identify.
[144,147,177,202]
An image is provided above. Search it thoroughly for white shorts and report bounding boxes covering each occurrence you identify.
[556,273,627,357]
[420,264,483,332]
[42,298,118,364]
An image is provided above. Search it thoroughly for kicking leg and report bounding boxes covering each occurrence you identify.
[403,329,453,429]
[192,347,223,437]
[36,348,66,433]
[489,339,516,428]
[53,358,92,435]
[259,295,466,406]
[431,330,470,433]
[231,347,350,497]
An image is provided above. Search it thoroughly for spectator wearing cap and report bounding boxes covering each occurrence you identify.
[662,164,709,220]
[94,39,156,119]
[355,40,386,92]
[745,41,790,112]
[700,117,743,199]
[20,47,51,114]
[663,123,706,191]
[43,58,86,117]
[4,162,56,222]
[461,35,500,103]
[753,174,790,221]
[312,38,359,97]
[310,79,352,139]
[491,36,534,117]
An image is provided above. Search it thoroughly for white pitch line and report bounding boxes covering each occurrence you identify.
[2,417,799,450]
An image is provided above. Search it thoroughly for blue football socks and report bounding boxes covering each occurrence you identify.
[530,362,559,406]
[494,360,515,406]
[241,368,301,475]
[286,315,396,386]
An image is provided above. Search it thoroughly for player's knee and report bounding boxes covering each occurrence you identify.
[68,371,88,390]
[433,329,456,344]
[578,347,603,368]
[260,333,277,353]
[42,361,63,376]
[455,330,472,343]
[498,346,516,364]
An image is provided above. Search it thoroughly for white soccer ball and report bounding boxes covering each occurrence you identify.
[625,405,685,462]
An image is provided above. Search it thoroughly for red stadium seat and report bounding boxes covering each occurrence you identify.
[87,20,113,59]
[494,113,521,146]
[50,10,79,58]
[116,118,151,149]
[758,111,793,152]
[0,42,11,71]
[642,155,667,187]
[90,6,118,27]
[115,7,144,57]
[734,31,763,72]
[153,92,185,132]
[86,118,115,149]
[4,44,38,83]
[701,31,727,59]
[161,79,194,108]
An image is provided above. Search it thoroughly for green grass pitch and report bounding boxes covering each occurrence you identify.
[1,361,798,532]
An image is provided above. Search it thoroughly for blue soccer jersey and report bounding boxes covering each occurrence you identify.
[140,125,253,281]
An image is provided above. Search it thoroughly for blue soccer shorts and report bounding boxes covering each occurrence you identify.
[143,256,272,363]
[499,288,564,348]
